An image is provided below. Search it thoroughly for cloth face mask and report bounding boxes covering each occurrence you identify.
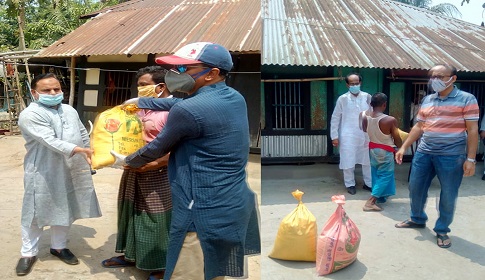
[349,85,360,95]
[37,92,64,106]
[165,71,196,93]
[430,77,452,93]
[165,68,211,93]
[137,84,159,97]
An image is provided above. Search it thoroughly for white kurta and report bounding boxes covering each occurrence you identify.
[330,91,371,170]
[18,102,102,228]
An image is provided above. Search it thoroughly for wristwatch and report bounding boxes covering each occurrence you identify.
[466,158,476,164]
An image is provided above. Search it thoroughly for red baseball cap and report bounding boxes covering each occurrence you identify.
[155,42,233,72]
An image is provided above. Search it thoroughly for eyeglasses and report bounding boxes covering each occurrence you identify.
[429,75,451,80]
[171,65,209,74]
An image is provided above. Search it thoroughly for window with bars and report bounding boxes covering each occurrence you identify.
[412,82,485,121]
[411,82,430,124]
[102,71,134,106]
[461,82,485,122]
[461,82,485,107]
[266,81,309,130]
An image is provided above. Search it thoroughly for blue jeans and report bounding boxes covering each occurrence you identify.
[408,151,465,234]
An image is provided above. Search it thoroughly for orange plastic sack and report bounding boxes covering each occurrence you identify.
[269,189,317,261]
[316,195,361,275]
[90,105,144,169]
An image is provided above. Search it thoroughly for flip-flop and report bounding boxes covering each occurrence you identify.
[437,234,452,248]
[395,219,426,228]
[101,256,135,268]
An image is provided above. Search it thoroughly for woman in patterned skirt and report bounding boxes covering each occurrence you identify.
[102,66,172,280]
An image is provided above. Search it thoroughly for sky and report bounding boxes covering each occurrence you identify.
[432,0,485,25]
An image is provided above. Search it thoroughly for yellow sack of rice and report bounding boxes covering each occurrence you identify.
[269,189,317,261]
[397,128,409,142]
[90,105,144,169]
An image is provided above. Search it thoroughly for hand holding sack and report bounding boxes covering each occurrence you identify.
[122,97,140,107]
[269,189,317,261]
[90,105,144,169]
[110,150,127,169]
[316,195,361,275]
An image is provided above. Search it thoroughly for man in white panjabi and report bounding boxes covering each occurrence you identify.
[330,73,372,195]
[15,73,102,276]
[410,90,426,126]
[409,90,425,155]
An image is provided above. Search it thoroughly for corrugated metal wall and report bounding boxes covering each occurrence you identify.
[262,0,485,72]
[261,135,327,158]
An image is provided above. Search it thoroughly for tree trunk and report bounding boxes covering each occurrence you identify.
[18,3,26,51]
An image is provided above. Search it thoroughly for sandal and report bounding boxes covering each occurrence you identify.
[437,234,452,248]
[395,219,425,228]
[101,255,135,268]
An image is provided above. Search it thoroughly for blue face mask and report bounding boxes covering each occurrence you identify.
[37,92,64,106]
[349,85,360,95]
[430,77,452,93]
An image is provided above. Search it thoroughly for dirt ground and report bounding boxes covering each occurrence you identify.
[0,134,261,280]
[261,161,485,279]
[4,130,485,280]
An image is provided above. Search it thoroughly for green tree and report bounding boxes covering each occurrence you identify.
[0,6,19,51]
[0,0,121,51]
[394,0,462,17]
[25,0,120,49]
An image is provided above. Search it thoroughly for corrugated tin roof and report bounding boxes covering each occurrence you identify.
[262,0,485,72]
[35,0,261,58]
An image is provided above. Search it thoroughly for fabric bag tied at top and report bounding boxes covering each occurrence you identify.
[269,189,317,261]
[316,195,361,275]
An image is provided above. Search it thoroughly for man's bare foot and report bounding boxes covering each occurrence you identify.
[363,197,382,211]
[363,203,382,211]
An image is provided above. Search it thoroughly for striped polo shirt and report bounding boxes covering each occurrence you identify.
[416,86,479,155]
